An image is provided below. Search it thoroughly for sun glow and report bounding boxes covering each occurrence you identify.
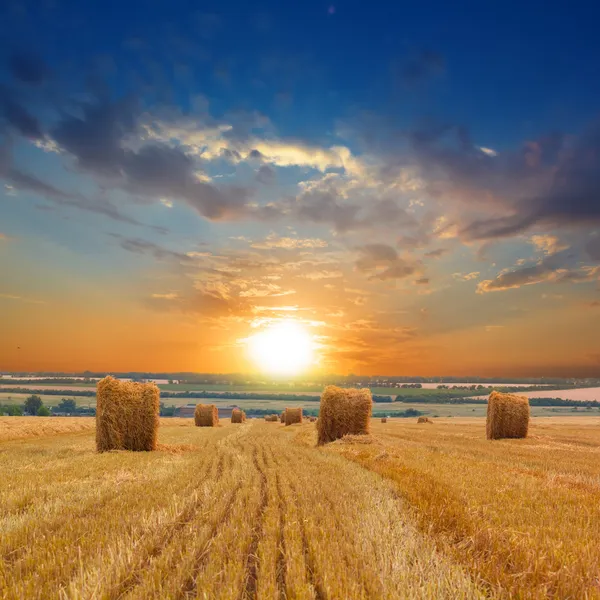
[246,320,315,375]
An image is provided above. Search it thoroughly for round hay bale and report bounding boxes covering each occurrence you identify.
[317,386,372,445]
[231,408,244,423]
[486,391,529,440]
[284,407,303,425]
[96,376,159,452]
[265,414,279,422]
[417,416,433,424]
[381,417,387,423]
[194,404,219,427]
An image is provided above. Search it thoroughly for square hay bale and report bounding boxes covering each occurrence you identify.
[317,386,372,445]
[96,376,159,452]
[284,407,303,425]
[417,416,433,424]
[231,408,244,423]
[194,404,219,427]
[486,391,530,440]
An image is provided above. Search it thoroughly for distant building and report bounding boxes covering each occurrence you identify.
[174,404,196,418]
[173,403,240,418]
[218,405,239,419]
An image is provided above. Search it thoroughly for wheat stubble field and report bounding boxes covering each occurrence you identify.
[2,417,600,599]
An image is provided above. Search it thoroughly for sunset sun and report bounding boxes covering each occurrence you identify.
[247,321,315,375]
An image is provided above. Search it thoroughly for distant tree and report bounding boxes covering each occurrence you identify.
[37,405,51,416]
[24,395,43,415]
[57,398,77,413]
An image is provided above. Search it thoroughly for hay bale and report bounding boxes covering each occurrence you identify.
[317,386,372,445]
[284,407,303,425]
[381,417,387,423]
[417,416,433,424]
[231,408,244,423]
[280,411,285,423]
[194,404,219,427]
[96,376,159,452]
[265,414,279,422]
[241,410,247,423]
[309,416,317,422]
[486,391,529,440]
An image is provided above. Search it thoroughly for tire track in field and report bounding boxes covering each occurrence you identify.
[178,481,244,598]
[241,441,268,600]
[273,469,288,600]
[287,478,326,600]
[109,453,220,598]
[268,442,322,600]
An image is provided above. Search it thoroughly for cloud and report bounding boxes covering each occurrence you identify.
[147,289,250,319]
[2,165,141,224]
[8,52,49,85]
[530,234,568,255]
[256,164,276,184]
[113,235,195,263]
[355,244,418,281]
[0,292,45,304]
[405,121,600,240]
[51,99,253,220]
[477,255,600,293]
[424,248,449,259]
[250,233,328,250]
[585,235,600,261]
[453,271,480,281]
[0,84,43,138]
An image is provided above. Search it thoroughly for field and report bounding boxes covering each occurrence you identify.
[2,417,600,599]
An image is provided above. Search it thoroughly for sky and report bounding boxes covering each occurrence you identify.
[1,0,600,377]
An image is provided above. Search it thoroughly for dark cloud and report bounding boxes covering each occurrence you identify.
[410,120,600,241]
[292,187,416,233]
[112,235,194,263]
[256,165,276,184]
[585,236,600,261]
[52,98,137,175]
[0,84,43,138]
[8,52,49,84]
[355,244,417,281]
[1,148,139,224]
[477,253,600,293]
[51,99,253,220]
[248,149,264,160]
[424,248,449,259]
[296,189,361,233]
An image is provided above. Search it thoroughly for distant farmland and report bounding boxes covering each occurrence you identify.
[472,387,600,402]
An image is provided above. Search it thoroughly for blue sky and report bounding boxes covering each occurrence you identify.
[1,0,600,375]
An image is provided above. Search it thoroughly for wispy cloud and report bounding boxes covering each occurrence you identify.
[453,271,480,281]
[0,293,45,304]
